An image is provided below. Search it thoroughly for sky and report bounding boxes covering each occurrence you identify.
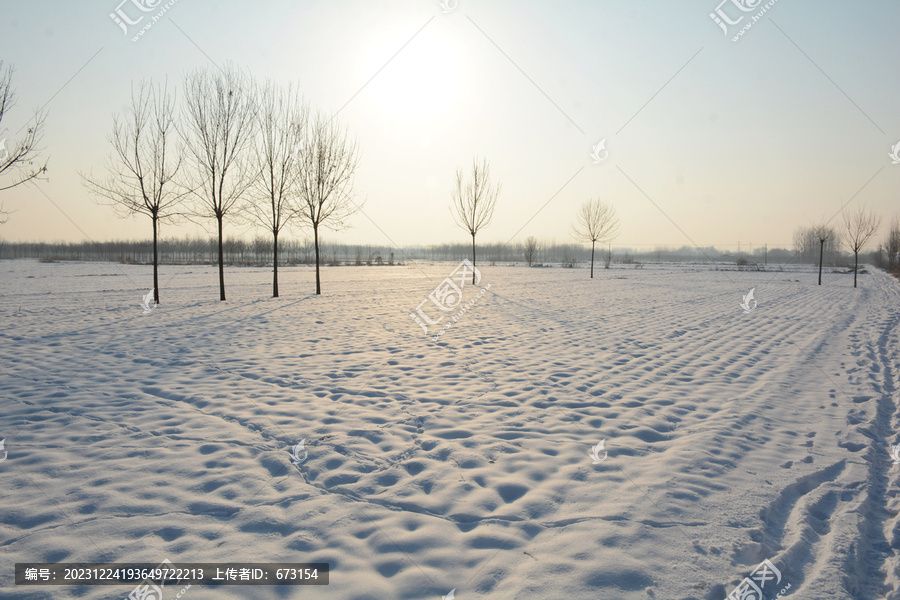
[0,0,898,250]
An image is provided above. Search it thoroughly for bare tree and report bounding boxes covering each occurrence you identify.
[884,217,900,273]
[810,222,839,286]
[571,198,619,278]
[524,236,538,267]
[794,224,840,268]
[181,63,258,301]
[82,80,185,304]
[0,61,49,219]
[244,80,307,297]
[842,206,880,288]
[293,112,361,295]
[451,156,500,283]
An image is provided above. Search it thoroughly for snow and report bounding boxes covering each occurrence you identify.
[2,259,899,599]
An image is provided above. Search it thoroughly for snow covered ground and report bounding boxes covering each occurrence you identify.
[2,258,900,599]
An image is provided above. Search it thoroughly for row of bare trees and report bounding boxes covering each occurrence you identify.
[450,157,622,280]
[882,219,900,273]
[4,58,890,294]
[83,64,362,303]
[448,160,889,288]
[794,206,881,287]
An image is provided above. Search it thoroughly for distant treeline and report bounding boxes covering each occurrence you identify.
[1,236,875,267]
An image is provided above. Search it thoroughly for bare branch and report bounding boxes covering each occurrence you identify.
[243,80,308,236]
[181,62,258,221]
[571,198,619,245]
[82,79,187,222]
[0,61,49,202]
[842,205,880,254]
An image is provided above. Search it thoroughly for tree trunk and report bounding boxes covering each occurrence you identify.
[590,240,595,278]
[152,215,159,304]
[217,212,226,301]
[854,251,858,288]
[272,229,279,298]
[817,239,824,286]
[314,225,321,295]
[471,233,476,284]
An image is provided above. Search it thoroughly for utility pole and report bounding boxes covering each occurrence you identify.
[764,243,767,267]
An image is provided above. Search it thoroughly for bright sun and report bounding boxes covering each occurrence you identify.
[367,23,465,122]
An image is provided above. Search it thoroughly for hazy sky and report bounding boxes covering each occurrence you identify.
[1,0,898,249]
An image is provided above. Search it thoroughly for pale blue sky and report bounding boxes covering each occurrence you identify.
[1,0,898,249]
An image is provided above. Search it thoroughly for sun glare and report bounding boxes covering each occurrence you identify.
[368,25,465,122]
